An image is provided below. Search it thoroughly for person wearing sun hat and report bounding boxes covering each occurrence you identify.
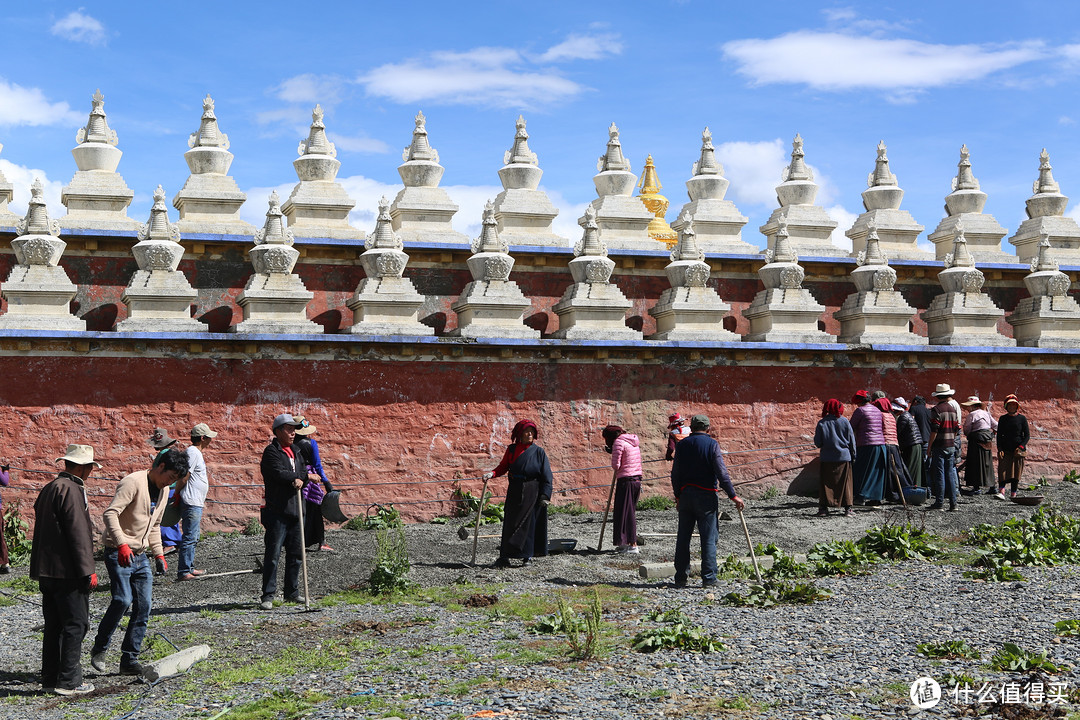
[960,395,997,495]
[30,444,100,696]
[176,422,219,581]
[927,383,961,511]
[995,394,1029,499]
[891,397,925,489]
[293,417,335,552]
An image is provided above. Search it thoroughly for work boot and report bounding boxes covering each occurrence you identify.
[259,598,274,611]
[90,651,107,673]
[285,594,306,604]
[119,660,143,676]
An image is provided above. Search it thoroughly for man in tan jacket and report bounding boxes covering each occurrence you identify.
[90,449,189,676]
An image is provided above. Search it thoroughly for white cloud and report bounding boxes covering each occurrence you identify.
[359,47,584,108]
[51,9,107,46]
[255,107,311,127]
[539,33,623,62]
[722,32,1044,91]
[0,161,65,218]
[274,74,344,105]
[329,133,390,154]
[826,204,859,251]
[0,78,82,127]
[713,139,788,208]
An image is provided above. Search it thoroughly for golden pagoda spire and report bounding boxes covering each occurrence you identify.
[636,155,677,248]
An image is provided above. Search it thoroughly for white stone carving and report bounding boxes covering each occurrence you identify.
[743,218,833,344]
[1008,233,1080,347]
[551,206,641,339]
[846,140,929,260]
[581,122,655,252]
[672,127,755,254]
[1008,148,1080,263]
[282,105,361,241]
[492,116,568,248]
[172,94,253,235]
[0,179,84,331]
[348,197,433,336]
[60,89,138,231]
[234,192,319,334]
[451,200,539,338]
[759,134,843,257]
[649,215,737,340]
[928,145,1011,262]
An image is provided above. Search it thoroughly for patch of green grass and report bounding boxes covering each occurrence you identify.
[220,690,331,720]
[711,695,753,710]
[548,501,589,516]
[637,495,675,511]
[760,486,781,500]
[198,608,222,620]
[206,639,366,689]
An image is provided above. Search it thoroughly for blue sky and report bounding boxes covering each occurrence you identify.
[2,1,1079,251]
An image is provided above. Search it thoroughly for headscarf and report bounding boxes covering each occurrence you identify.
[511,419,538,443]
[851,390,870,404]
[873,397,892,413]
[1004,393,1020,412]
[601,425,624,453]
[822,398,844,418]
[667,413,683,429]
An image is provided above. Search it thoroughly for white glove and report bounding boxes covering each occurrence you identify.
[483,472,493,481]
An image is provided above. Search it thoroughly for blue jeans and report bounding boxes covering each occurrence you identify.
[930,448,958,507]
[674,486,719,586]
[261,509,302,602]
[177,503,203,578]
[92,549,152,668]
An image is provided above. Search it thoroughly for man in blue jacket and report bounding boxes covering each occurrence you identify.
[670,415,744,588]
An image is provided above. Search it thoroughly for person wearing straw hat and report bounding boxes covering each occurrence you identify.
[91,448,189,677]
[176,423,218,581]
[927,383,961,511]
[670,415,744,588]
[293,417,335,553]
[891,397,925,489]
[30,444,100,696]
[960,395,997,495]
[259,414,321,610]
[995,394,1030,500]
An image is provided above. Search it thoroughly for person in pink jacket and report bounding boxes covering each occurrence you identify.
[602,425,642,553]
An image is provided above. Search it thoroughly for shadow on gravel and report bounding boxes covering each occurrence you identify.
[544,576,650,590]
[149,601,257,617]
[0,670,42,698]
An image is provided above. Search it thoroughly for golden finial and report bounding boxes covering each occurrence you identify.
[636,155,677,248]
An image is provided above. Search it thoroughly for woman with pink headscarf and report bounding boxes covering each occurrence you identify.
[484,420,553,568]
[813,399,856,516]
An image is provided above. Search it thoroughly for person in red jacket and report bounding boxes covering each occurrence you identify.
[30,444,100,696]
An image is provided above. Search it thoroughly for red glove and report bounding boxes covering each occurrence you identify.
[118,544,133,567]
[155,555,167,575]
[87,573,98,591]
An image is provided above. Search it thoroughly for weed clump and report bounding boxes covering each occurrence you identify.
[368,525,410,594]
[632,606,725,653]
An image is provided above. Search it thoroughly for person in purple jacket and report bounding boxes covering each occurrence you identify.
[602,425,642,554]
[849,390,887,505]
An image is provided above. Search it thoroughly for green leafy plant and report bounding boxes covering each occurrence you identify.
[527,611,584,636]
[857,523,945,560]
[631,609,725,653]
[916,640,981,660]
[1063,469,1080,484]
[451,488,505,524]
[721,580,830,607]
[717,553,754,579]
[760,486,781,500]
[962,556,1025,582]
[968,506,1080,568]
[807,539,879,576]
[1054,619,1080,637]
[560,588,604,661]
[348,504,403,532]
[368,524,410,594]
[988,642,1063,673]
[755,545,809,581]
[645,607,690,624]
[241,515,264,536]
[636,495,675,512]
[2,500,31,566]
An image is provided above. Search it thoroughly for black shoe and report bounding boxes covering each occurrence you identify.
[672,577,688,588]
[521,557,532,566]
[928,503,944,510]
[119,661,143,676]
[702,581,718,588]
[494,557,511,568]
[947,503,957,512]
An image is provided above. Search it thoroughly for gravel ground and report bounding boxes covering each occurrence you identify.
[1,483,1078,720]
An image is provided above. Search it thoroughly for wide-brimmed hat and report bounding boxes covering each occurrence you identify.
[148,428,177,450]
[55,444,102,468]
[272,413,303,431]
[932,383,955,397]
[961,395,983,407]
[892,397,909,411]
[191,423,218,438]
[295,419,317,436]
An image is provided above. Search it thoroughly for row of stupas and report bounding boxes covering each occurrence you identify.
[3,171,1080,348]
[2,92,1079,267]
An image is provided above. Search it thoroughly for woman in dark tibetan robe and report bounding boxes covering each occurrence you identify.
[484,420,553,567]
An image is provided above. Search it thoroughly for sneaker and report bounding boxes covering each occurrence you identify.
[285,594,306,604]
[0,564,10,574]
[614,544,629,553]
[318,545,335,552]
[702,581,718,588]
[119,661,143,676]
[90,651,106,673]
[1010,492,1018,499]
[54,682,95,696]
[928,503,944,510]
[843,507,852,517]
[626,546,640,554]
[176,573,200,581]
[259,599,274,610]
[994,492,1006,500]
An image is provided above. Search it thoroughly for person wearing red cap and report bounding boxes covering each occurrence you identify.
[849,390,887,505]
[665,413,690,461]
[483,420,553,567]
[995,394,1029,499]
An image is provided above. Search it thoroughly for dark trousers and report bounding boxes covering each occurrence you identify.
[303,500,325,548]
[39,578,89,690]
[261,509,302,601]
[0,516,8,566]
[612,476,641,546]
[674,486,719,585]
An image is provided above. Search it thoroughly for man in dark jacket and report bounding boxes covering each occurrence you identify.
[670,415,744,588]
[260,414,320,610]
[30,444,100,696]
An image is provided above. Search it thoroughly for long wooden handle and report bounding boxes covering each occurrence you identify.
[596,472,618,552]
[470,476,492,566]
[738,506,762,584]
[297,487,310,609]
